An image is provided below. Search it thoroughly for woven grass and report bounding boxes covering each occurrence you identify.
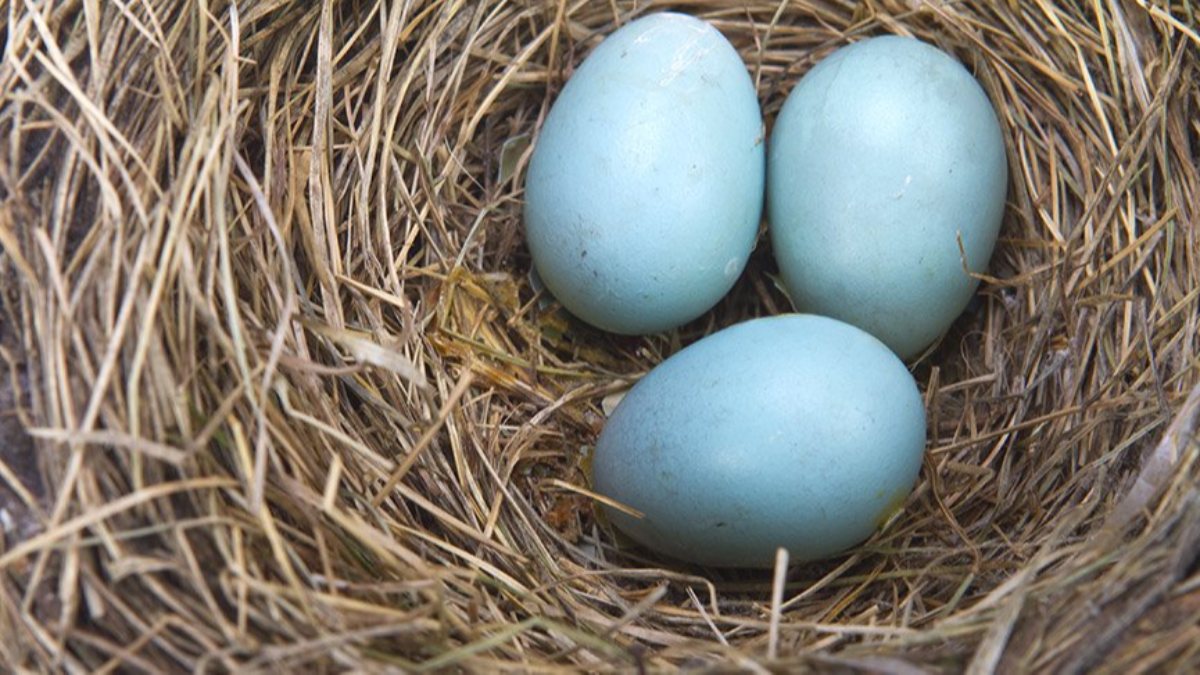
[2,0,1199,671]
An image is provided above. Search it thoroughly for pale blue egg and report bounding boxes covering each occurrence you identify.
[592,314,926,568]
[524,13,764,335]
[768,36,1008,359]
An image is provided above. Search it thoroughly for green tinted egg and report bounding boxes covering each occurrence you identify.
[524,13,764,335]
[768,36,1008,358]
[592,314,926,568]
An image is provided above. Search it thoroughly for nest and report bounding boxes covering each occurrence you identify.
[2,0,1199,671]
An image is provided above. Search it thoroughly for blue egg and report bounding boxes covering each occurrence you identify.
[768,36,1008,359]
[592,315,926,568]
[524,13,764,335]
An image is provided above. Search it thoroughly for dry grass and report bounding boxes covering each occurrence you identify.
[1,0,1199,671]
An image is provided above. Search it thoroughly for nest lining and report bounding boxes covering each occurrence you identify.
[1,0,1199,672]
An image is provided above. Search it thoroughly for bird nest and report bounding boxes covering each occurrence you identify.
[2,1,1199,672]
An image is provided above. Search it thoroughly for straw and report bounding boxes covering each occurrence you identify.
[1,0,1198,670]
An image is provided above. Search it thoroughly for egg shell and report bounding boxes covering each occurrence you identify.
[524,13,764,335]
[767,36,1008,359]
[592,314,926,568]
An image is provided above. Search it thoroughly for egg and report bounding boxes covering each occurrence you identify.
[524,13,764,335]
[767,36,1008,359]
[592,314,926,568]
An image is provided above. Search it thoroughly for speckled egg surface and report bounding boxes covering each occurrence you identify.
[592,314,927,568]
[768,36,1008,359]
[524,13,764,335]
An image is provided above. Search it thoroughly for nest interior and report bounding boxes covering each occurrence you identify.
[2,0,1200,671]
